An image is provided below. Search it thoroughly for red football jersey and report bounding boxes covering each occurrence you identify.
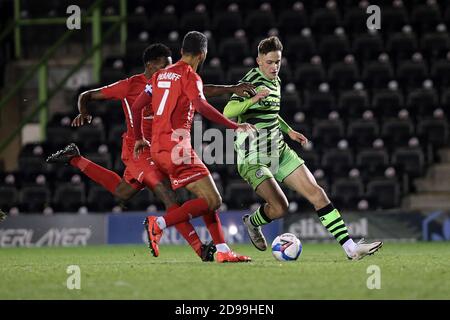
[150,61,205,153]
[100,73,153,141]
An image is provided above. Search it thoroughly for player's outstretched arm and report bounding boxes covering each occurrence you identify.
[72,89,106,127]
[203,83,256,98]
[223,88,270,118]
[192,97,256,135]
[278,116,308,145]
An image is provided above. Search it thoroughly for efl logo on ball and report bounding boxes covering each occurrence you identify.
[271,233,302,262]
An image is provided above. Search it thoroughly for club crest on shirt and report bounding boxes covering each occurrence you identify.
[255,168,264,178]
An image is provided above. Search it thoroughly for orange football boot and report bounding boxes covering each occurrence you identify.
[143,216,163,257]
[216,251,252,263]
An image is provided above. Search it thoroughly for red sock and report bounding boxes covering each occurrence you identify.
[70,156,121,194]
[203,210,226,244]
[169,205,203,257]
[163,198,210,227]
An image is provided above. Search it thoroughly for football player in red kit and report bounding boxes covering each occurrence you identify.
[132,32,256,262]
[47,43,255,262]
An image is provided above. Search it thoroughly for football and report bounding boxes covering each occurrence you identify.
[271,233,302,262]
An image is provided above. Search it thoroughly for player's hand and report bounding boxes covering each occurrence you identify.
[71,113,92,127]
[133,138,150,159]
[288,130,308,146]
[232,83,256,97]
[251,88,270,104]
[236,123,258,139]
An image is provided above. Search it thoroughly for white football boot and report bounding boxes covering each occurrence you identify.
[243,214,268,251]
[348,238,383,260]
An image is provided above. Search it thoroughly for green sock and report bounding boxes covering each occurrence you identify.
[249,205,272,227]
[317,203,350,245]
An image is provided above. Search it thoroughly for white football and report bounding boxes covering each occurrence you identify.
[271,233,302,262]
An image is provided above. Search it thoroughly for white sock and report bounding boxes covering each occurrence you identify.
[342,238,357,256]
[156,217,166,230]
[215,243,231,253]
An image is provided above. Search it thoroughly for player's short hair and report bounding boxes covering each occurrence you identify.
[143,43,172,65]
[181,31,208,55]
[258,36,283,55]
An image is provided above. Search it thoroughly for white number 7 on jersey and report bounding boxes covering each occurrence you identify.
[156,81,171,115]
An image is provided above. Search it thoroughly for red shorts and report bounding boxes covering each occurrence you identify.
[151,147,210,190]
[121,136,166,190]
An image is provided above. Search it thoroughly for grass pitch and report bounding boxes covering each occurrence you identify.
[0,242,449,299]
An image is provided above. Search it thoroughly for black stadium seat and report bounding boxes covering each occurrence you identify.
[53,183,86,212]
[20,185,51,212]
[366,178,401,209]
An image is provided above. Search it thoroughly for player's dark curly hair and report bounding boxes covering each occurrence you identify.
[143,43,172,65]
[258,36,283,55]
[181,31,208,55]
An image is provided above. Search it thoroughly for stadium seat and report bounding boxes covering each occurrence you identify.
[179,7,210,34]
[343,6,370,35]
[0,186,19,211]
[372,89,405,118]
[20,185,51,212]
[87,185,117,212]
[244,5,276,38]
[380,4,409,35]
[391,147,425,178]
[278,5,308,36]
[417,118,449,148]
[218,37,250,67]
[356,148,390,176]
[318,34,351,66]
[406,88,439,117]
[303,90,336,118]
[18,156,48,178]
[294,63,326,91]
[347,119,380,149]
[338,89,370,118]
[310,7,341,36]
[74,125,106,152]
[386,32,418,64]
[321,148,354,177]
[46,126,75,149]
[362,60,394,90]
[411,4,442,34]
[331,177,364,209]
[328,60,359,91]
[381,118,415,147]
[212,8,243,38]
[53,183,86,212]
[149,10,178,36]
[430,59,450,90]
[396,58,428,91]
[420,32,450,61]
[352,33,384,63]
[200,66,225,84]
[366,178,401,209]
[312,119,345,148]
[285,36,316,65]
